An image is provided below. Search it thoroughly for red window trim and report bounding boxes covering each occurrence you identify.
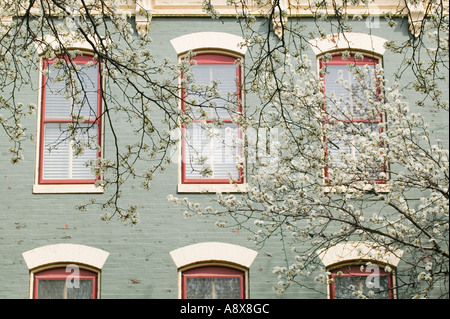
[320,54,387,184]
[181,266,245,299]
[328,264,394,299]
[181,54,244,184]
[33,267,98,299]
[38,55,102,185]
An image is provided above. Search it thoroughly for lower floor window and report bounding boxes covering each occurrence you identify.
[182,266,245,299]
[33,266,98,299]
[329,264,394,299]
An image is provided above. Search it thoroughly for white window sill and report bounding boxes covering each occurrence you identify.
[178,183,248,193]
[323,182,391,193]
[33,184,104,194]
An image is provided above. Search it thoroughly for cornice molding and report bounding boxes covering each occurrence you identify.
[2,1,447,38]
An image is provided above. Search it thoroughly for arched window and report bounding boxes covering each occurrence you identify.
[171,32,248,193]
[328,263,394,299]
[182,266,245,299]
[181,53,243,186]
[34,53,103,193]
[33,266,99,299]
[316,241,403,299]
[170,242,258,299]
[23,243,109,299]
[319,53,387,183]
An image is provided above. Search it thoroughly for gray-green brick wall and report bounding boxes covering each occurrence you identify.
[1,16,448,299]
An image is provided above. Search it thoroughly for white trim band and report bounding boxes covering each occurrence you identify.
[170,242,258,269]
[170,32,247,55]
[309,32,388,56]
[317,241,404,268]
[22,243,110,270]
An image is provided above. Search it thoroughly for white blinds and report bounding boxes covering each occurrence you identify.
[187,64,237,120]
[42,123,98,180]
[324,64,376,121]
[41,60,99,181]
[45,64,99,120]
[184,123,240,180]
[184,61,240,181]
[324,62,382,179]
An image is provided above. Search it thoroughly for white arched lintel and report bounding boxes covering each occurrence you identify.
[170,32,247,56]
[317,241,404,268]
[169,242,258,269]
[33,34,98,56]
[309,32,388,56]
[22,243,109,270]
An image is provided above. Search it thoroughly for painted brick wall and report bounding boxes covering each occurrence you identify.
[1,16,447,299]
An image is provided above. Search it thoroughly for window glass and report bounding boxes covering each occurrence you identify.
[329,265,393,299]
[42,123,98,180]
[182,54,243,184]
[33,267,98,299]
[188,64,237,120]
[186,277,242,299]
[45,63,99,120]
[39,55,101,184]
[37,279,94,299]
[321,55,385,182]
[333,274,390,299]
[184,122,240,180]
[182,266,245,299]
[324,63,377,121]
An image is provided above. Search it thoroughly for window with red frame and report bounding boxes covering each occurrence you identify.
[329,264,394,299]
[320,54,386,182]
[181,54,243,184]
[182,266,245,299]
[39,55,102,184]
[33,267,98,299]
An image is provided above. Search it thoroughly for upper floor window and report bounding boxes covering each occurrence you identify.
[329,264,395,299]
[181,54,244,186]
[37,54,102,187]
[182,266,245,299]
[33,266,98,299]
[320,53,386,183]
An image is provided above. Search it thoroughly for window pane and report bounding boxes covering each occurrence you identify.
[324,63,376,121]
[184,123,212,179]
[325,64,352,120]
[188,64,237,120]
[334,275,390,299]
[37,279,93,299]
[67,280,93,299]
[45,66,73,120]
[327,122,384,179]
[42,123,98,180]
[37,279,65,299]
[75,64,99,121]
[184,123,239,180]
[327,124,353,169]
[212,123,240,180]
[45,63,98,121]
[186,277,242,299]
[42,123,71,179]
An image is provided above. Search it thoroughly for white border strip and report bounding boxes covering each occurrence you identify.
[170,32,247,55]
[170,242,258,269]
[317,241,403,268]
[309,32,388,56]
[22,243,110,270]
